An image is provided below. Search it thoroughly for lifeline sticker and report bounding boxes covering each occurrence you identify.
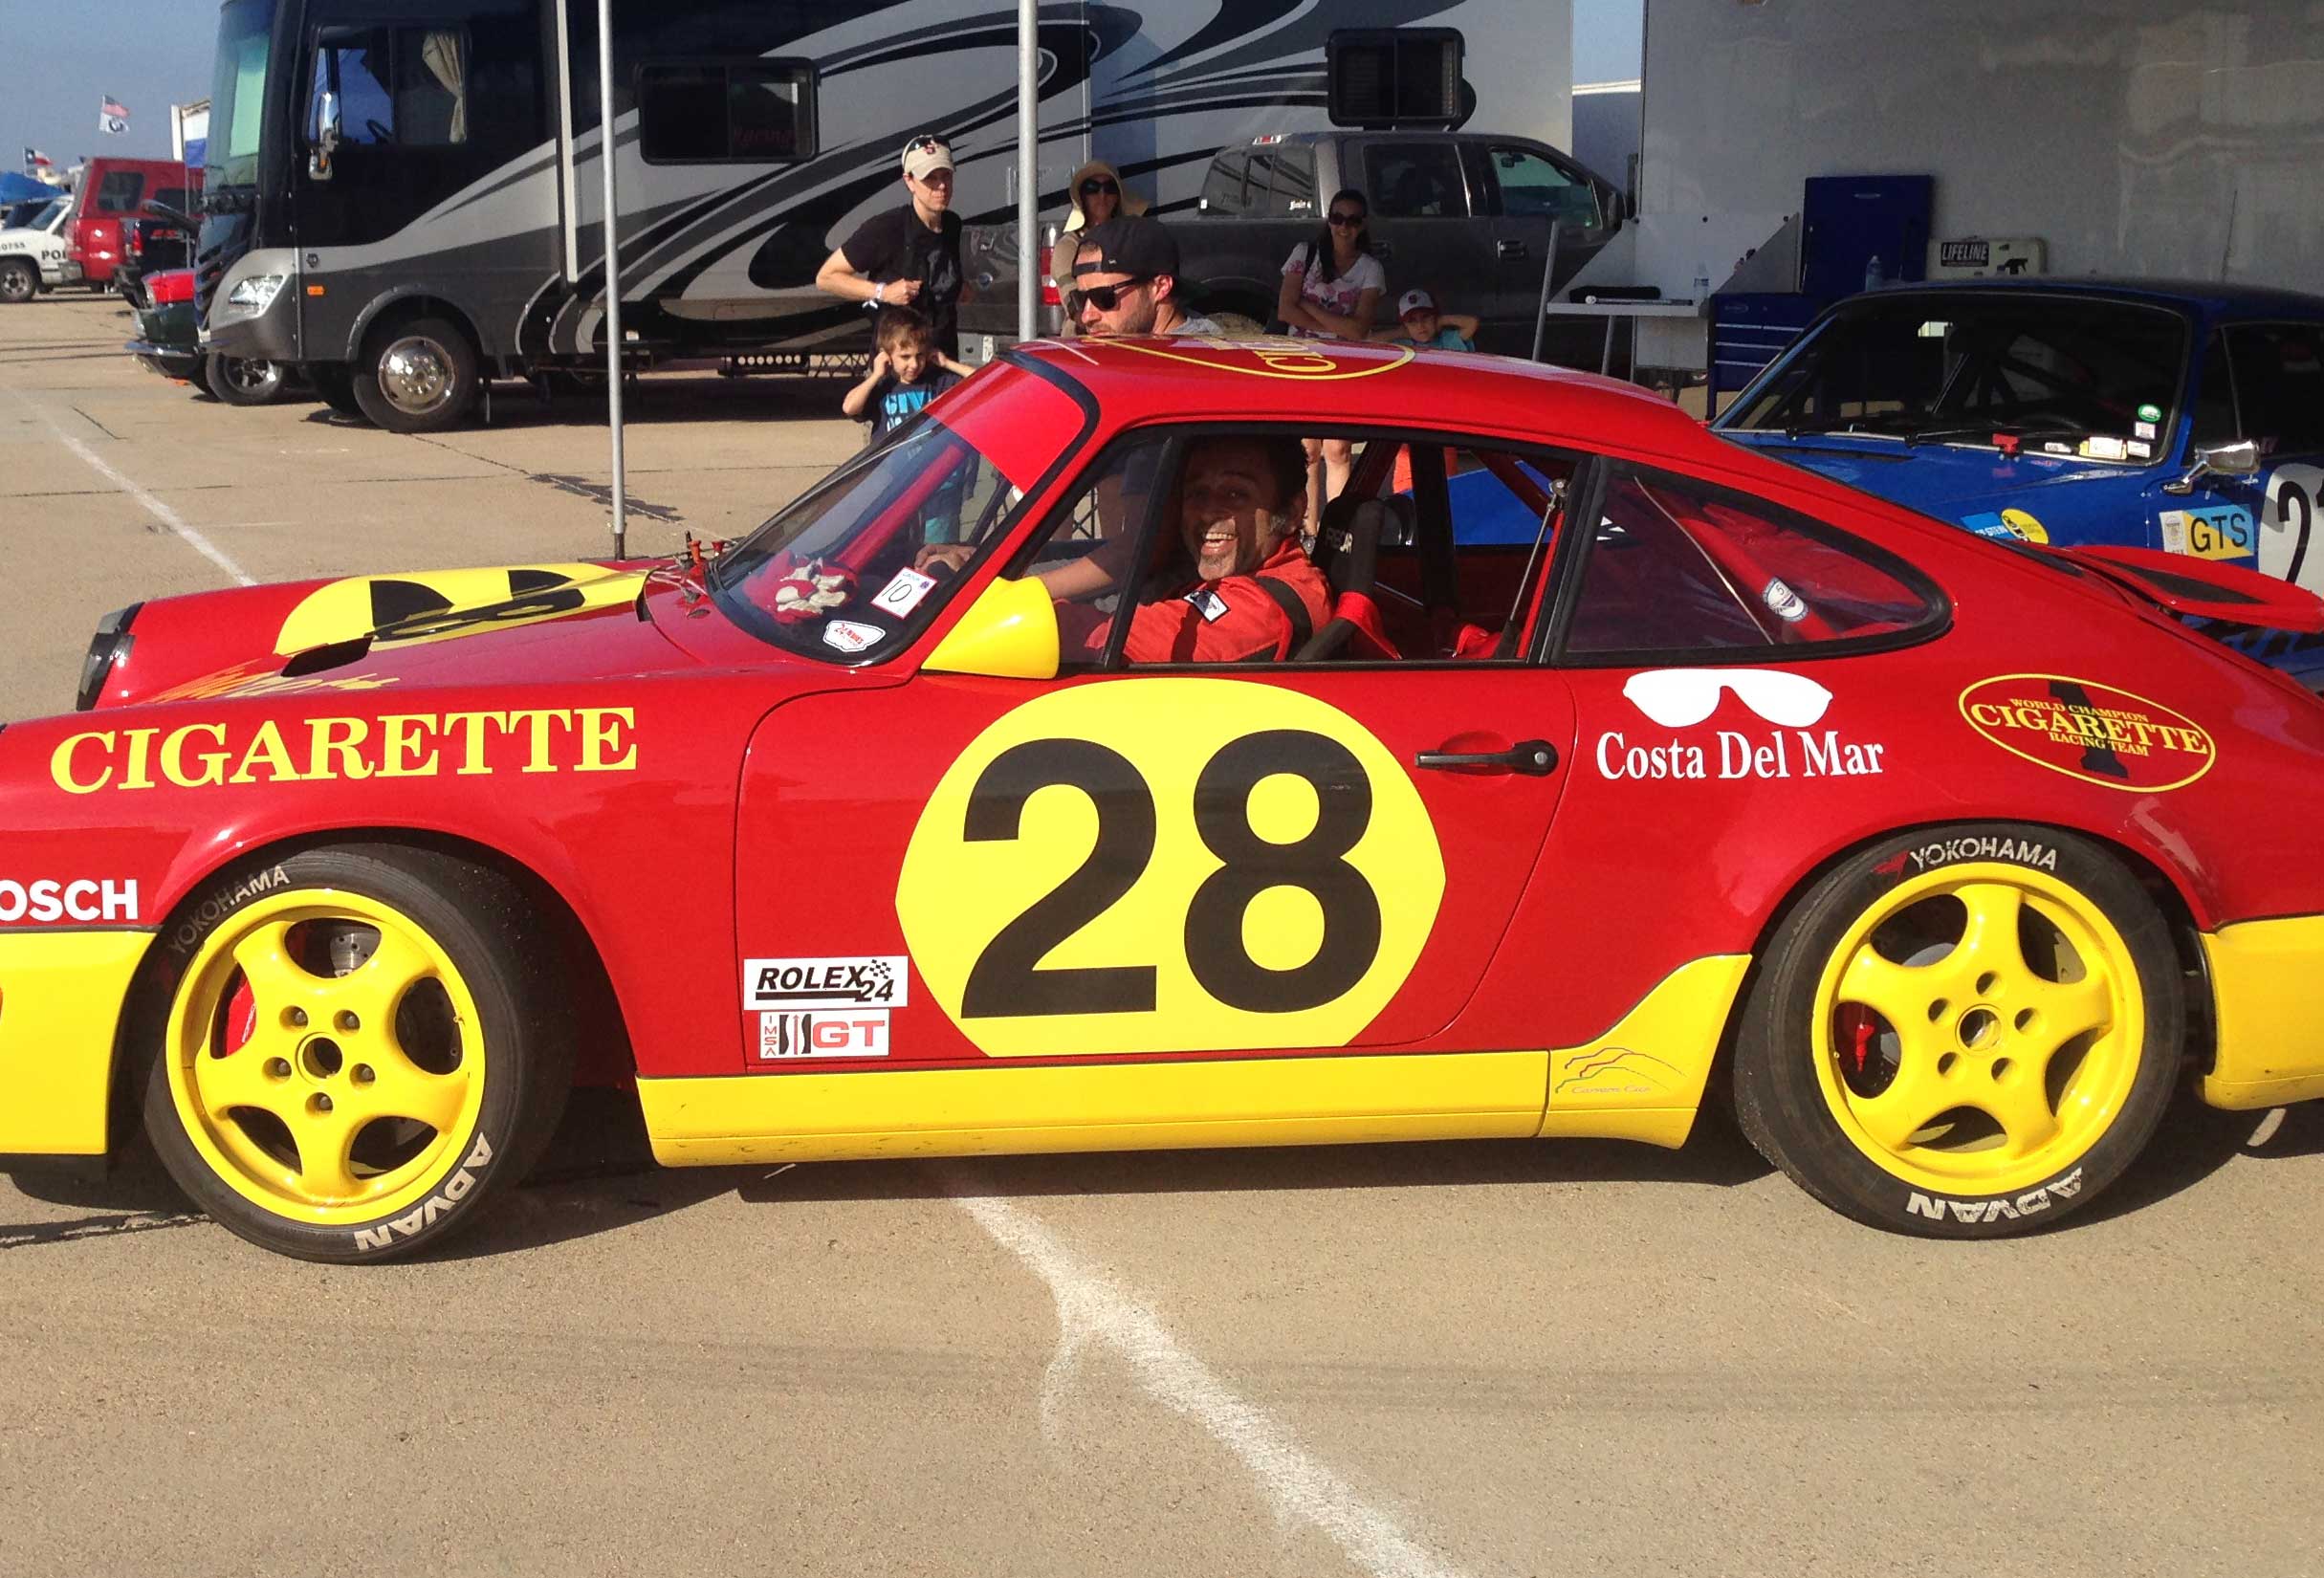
[871,567,938,619]
[2080,436,2129,462]
[743,955,909,1012]
[1959,675,2215,792]
[756,1010,890,1062]
[823,620,883,654]
[2158,506,2255,560]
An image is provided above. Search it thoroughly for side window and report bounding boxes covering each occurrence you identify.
[1016,435,1178,668]
[1253,142,1318,217]
[1365,142,1466,218]
[152,187,191,213]
[638,61,818,164]
[1200,152,1250,216]
[311,27,471,148]
[1487,146,1599,228]
[95,171,145,212]
[2225,323,2324,455]
[2188,332,2239,449]
[1561,467,1942,661]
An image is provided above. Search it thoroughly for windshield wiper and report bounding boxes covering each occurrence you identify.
[1903,419,2091,449]
[1778,419,1907,441]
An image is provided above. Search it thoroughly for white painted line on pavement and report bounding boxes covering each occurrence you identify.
[944,1176,1473,1578]
[11,389,259,586]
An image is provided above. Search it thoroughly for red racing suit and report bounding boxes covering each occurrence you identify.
[1081,539,1334,664]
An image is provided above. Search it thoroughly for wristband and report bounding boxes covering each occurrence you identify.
[872,281,886,304]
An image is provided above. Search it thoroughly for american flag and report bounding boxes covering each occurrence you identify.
[99,97,130,135]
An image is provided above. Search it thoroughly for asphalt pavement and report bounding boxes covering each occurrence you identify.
[3,296,2321,1578]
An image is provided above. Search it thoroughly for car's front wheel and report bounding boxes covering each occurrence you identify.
[1734,824,2182,1236]
[205,351,287,406]
[0,258,36,304]
[139,846,573,1261]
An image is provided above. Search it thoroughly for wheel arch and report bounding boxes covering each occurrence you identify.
[342,289,488,370]
[1704,816,2214,1109]
[108,825,636,1149]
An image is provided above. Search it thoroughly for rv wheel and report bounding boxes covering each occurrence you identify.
[353,316,480,434]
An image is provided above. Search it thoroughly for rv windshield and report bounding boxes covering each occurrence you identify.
[709,418,1022,665]
[208,0,277,189]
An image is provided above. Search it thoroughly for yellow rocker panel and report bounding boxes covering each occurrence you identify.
[2200,916,2324,1109]
[639,955,1752,1167]
[0,931,152,1155]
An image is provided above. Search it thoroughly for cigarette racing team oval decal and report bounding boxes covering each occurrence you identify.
[1959,674,2215,793]
[896,679,1445,1058]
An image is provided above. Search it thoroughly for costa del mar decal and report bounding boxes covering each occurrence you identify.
[50,708,637,794]
[1958,675,2214,792]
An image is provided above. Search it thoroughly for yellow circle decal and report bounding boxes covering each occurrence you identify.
[1999,509,2049,544]
[897,678,1446,1057]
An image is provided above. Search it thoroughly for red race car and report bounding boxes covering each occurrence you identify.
[6,339,2322,1260]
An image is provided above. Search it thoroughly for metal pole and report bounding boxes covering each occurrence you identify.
[1529,218,1562,363]
[596,0,627,558]
[1016,0,1038,341]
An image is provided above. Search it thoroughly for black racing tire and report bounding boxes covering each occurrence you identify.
[308,362,367,418]
[0,258,36,304]
[137,845,574,1262]
[205,351,287,407]
[1733,823,2182,1238]
[351,314,479,433]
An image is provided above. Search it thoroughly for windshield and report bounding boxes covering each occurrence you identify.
[32,197,66,230]
[709,417,1023,663]
[208,0,277,188]
[1724,294,2190,463]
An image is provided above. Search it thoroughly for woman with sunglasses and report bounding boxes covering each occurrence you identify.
[1051,161,1148,334]
[1276,188,1384,525]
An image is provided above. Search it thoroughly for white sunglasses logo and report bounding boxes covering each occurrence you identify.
[1623,668,1833,730]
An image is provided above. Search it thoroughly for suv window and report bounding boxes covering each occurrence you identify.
[1560,467,1942,661]
[638,61,817,163]
[1200,152,1250,217]
[95,170,146,212]
[1486,145,1598,229]
[2224,323,2324,455]
[1251,142,1318,217]
[1365,142,1465,219]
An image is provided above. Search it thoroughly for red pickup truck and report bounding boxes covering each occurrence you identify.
[66,157,199,290]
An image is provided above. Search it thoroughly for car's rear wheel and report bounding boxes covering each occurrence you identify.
[1734,824,2182,1237]
[139,846,572,1261]
[351,315,479,433]
[0,259,36,304]
[206,351,286,407]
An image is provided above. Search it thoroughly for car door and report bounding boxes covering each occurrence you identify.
[2181,320,2324,595]
[1357,138,1491,333]
[731,425,1583,1108]
[1463,140,1613,355]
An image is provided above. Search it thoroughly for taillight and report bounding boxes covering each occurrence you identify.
[1039,245,1059,308]
[147,270,196,305]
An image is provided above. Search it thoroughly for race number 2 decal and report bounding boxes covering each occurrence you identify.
[2261,464,2324,592]
[898,680,1445,1058]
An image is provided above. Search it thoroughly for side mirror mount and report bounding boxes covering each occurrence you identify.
[2162,437,2261,496]
[921,575,1059,679]
[310,89,341,181]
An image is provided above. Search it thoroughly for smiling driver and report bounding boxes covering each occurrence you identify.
[1075,433,1332,664]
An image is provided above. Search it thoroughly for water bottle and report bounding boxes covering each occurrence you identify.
[1864,253,1887,292]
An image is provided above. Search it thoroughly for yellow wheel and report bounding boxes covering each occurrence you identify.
[1735,825,2182,1236]
[141,846,571,1260]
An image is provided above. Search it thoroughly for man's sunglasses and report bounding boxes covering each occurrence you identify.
[1326,211,1365,228]
[1079,178,1119,197]
[1066,277,1150,315]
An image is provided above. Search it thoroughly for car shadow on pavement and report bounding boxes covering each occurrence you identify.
[294,374,859,434]
[2070,1087,2301,1227]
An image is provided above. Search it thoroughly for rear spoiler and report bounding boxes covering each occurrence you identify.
[2047,544,2324,633]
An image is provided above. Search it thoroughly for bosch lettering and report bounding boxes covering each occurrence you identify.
[0,877,140,925]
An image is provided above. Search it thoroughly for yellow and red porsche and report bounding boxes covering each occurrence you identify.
[5,338,2323,1260]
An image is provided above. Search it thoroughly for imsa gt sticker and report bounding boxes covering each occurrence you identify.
[1959,675,2215,792]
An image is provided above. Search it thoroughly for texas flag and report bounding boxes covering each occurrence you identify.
[99,97,130,136]
[23,148,52,169]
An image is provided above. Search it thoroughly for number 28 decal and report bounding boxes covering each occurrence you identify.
[896,680,1446,1058]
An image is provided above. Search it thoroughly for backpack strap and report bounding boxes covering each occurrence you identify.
[1254,572,1314,658]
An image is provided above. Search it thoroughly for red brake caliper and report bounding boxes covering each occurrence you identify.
[1834,1004,1878,1075]
[222,974,259,1057]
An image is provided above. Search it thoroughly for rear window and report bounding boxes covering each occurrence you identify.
[1726,294,2188,463]
[1558,466,1944,662]
[1200,151,1250,217]
[94,170,146,212]
[1365,142,1466,219]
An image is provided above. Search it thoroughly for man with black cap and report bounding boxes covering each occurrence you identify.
[1068,216,1224,339]
[817,134,967,357]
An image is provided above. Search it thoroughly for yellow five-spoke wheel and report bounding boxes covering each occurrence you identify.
[1734,824,2183,1237]
[139,845,572,1261]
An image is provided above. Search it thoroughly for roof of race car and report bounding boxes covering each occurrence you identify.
[1002,336,1697,444]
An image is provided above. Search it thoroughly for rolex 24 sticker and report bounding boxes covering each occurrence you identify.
[743,956,908,1012]
[895,679,1445,1058]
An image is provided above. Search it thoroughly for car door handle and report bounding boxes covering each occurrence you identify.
[1497,239,1529,260]
[1371,240,1393,261]
[1414,738,1559,775]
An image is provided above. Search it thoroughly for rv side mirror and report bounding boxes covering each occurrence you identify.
[2163,437,2262,495]
[311,90,341,181]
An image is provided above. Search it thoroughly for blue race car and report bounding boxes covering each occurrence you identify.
[1713,281,2324,619]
